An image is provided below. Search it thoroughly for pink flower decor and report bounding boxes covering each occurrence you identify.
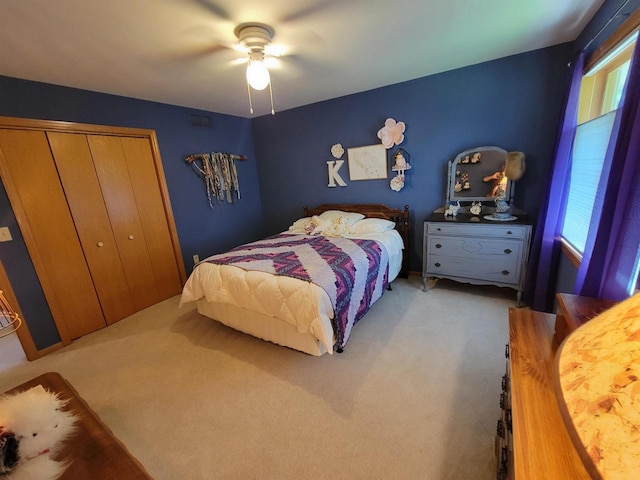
[377,118,405,149]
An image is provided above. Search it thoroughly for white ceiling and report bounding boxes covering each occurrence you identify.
[0,0,605,118]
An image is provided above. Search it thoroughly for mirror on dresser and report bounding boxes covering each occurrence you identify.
[446,145,513,208]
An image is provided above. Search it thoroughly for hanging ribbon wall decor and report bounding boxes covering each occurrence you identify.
[185,152,245,208]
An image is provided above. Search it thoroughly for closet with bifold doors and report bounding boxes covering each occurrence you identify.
[0,118,186,345]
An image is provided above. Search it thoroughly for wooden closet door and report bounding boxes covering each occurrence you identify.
[87,135,161,311]
[0,129,105,340]
[47,132,136,325]
[121,137,182,299]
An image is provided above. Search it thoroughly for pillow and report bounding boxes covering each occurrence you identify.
[350,218,396,234]
[318,210,365,226]
[288,217,312,234]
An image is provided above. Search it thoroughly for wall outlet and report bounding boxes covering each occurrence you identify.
[0,226,12,242]
[193,254,199,264]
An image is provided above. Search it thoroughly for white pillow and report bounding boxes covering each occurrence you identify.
[350,218,396,234]
[318,210,365,226]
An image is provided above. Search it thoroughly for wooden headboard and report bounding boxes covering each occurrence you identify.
[303,203,410,278]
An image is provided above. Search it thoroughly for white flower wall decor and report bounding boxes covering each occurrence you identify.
[377,118,406,149]
[327,143,347,187]
[331,143,344,159]
[390,175,404,192]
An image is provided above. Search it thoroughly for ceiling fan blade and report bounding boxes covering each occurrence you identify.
[190,0,233,21]
[279,0,350,23]
[269,54,322,80]
[164,42,234,64]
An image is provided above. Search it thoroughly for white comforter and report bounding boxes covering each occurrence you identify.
[180,230,404,352]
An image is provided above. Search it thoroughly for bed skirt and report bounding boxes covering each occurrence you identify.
[196,300,329,356]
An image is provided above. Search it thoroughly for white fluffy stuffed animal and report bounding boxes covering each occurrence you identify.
[0,385,77,480]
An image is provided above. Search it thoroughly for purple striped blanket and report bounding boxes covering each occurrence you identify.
[204,233,389,349]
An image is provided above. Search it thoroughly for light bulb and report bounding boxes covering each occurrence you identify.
[246,60,270,90]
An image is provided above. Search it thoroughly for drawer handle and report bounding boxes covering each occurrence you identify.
[435,243,442,248]
[498,464,508,479]
[505,344,510,358]
[502,374,509,391]
[499,392,506,409]
[504,248,512,254]
[497,419,505,438]
[505,409,512,432]
[501,270,510,275]
[97,241,104,248]
[434,262,441,267]
[436,227,441,231]
[507,230,512,235]
[128,234,135,240]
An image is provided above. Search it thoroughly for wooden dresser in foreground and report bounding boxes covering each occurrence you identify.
[496,308,590,479]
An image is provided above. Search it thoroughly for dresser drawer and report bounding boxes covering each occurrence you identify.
[427,223,526,238]
[428,236,522,259]
[426,253,521,284]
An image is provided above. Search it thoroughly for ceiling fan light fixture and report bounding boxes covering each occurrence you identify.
[246,55,270,90]
[235,22,276,115]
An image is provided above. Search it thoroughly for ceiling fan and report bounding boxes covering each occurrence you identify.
[180,0,341,115]
[233,22,277,115]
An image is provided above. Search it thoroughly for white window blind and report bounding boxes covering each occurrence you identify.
[562,111,617,253]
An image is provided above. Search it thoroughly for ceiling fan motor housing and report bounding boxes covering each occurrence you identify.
[234,22,275,52]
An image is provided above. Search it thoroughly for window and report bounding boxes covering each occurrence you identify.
[562,111,616,253]
[560,32,637,258]
[577,35,636,125]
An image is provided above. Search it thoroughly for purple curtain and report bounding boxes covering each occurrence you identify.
[575,41,640,301]
[524,53,584,312]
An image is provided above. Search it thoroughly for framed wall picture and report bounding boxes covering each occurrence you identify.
[347,144,387,181]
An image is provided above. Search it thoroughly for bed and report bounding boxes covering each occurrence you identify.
[180,204,410,355]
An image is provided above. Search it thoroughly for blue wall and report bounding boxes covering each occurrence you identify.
[0,76,264,349]
[252,45,574,271]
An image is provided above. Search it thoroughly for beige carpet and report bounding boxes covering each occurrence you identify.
[0,276,515,479]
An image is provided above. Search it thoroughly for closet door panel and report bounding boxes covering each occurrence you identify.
[0,129,105,339]
[87,135,160,311]
[47,132,136,325]
[121,137,182,299]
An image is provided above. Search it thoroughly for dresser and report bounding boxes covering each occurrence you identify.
[422,213,532,306]
[496,307,590,479]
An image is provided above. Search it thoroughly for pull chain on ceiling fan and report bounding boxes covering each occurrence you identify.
[234,22,276,115]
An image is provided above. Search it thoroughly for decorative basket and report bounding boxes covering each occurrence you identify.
[0,290,21,338]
